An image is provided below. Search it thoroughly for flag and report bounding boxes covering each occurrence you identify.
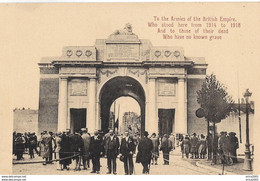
[128,125,132,131]
[114,118,119,129]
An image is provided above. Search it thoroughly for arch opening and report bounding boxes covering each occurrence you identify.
[109,97,141,135]
[99,76,145,134]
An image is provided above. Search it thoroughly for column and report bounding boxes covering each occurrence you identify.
[147,78,158,134]
[88,78,96,135]
[176,78,187,134]
[95,101,101,130]
[58,77,68,132]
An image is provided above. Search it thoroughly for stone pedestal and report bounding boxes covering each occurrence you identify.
[58,77,68,132]
[87,78,96,134]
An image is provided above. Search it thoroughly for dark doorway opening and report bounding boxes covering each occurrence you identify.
[70,108,86,133]
[158,109,175,137]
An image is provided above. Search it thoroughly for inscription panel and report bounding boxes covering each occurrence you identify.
[158,80,176,96]
[60,67,96,74]
[106,44,139,60]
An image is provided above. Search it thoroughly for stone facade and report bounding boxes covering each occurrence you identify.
[38,24,207,135]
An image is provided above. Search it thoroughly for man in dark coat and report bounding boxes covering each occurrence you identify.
[190,133,199,159]
[89,130,104,174]
[60,131,72,170]
[48,131,56,162]
[28,132,38,158]
[136,131,153,174]
[104,129,120,174]
[150,133,160,165]
[14,133,25,160]
[160,134,173,165]
[70,130,84,171]
[120,131,136,175]
[228,132,239,163]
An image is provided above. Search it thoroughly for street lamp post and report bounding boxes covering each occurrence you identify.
[243,89,252,171]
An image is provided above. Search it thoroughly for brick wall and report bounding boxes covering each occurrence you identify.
[38,78,59,134]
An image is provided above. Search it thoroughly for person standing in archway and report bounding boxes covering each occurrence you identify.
[104,129,120,175]
[136,131,153,174]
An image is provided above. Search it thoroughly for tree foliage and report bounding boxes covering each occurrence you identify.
[197,74,234,123]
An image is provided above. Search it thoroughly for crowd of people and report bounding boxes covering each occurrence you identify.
[13,129,239,174]
[177,131,239,164]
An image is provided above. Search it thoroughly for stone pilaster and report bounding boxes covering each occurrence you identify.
[176,78,187,134]
[87,78,96,134]
[58,76,68,132]
[147,78,158,134]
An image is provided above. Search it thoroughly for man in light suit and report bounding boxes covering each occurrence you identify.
[81,128,91,170]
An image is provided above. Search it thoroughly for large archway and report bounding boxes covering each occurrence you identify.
[99,76,145,134]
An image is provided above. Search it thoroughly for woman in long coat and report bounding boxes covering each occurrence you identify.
[181,135,191,158]
[136,131,153,174]
[198,134,207,159]
[160,134,173,165]
[41,132,52,165]
[150,133,160,165]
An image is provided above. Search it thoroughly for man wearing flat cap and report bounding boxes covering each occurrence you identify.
[136,131,153,174]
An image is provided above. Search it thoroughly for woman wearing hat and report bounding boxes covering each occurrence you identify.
[198,134,207,159]
[181,135,191,159]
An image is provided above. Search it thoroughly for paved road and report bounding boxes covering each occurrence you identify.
[13,150,219,175]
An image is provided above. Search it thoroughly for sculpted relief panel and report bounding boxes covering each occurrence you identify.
[158,80,176,96]
[69,79,88,96]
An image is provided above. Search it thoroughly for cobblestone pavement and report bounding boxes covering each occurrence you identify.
[12,150,220,175]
